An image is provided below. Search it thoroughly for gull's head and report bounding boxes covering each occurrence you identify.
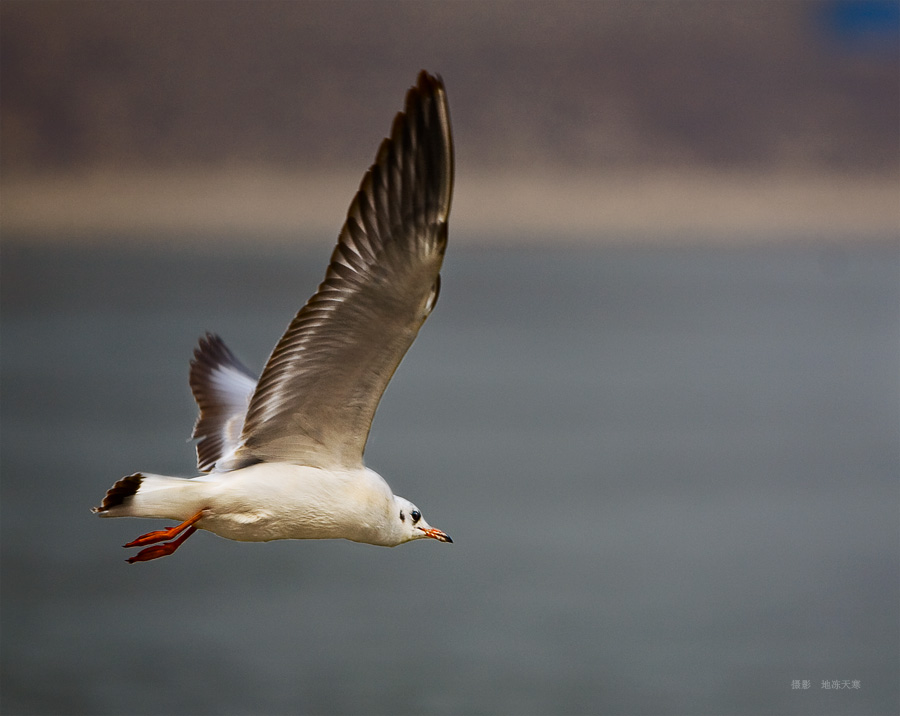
[392,496,452,545]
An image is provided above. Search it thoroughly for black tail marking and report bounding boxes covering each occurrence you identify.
[93,472,143,513]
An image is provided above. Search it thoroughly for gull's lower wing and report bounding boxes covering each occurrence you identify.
[231,71,454,471]
[189,333,258,472]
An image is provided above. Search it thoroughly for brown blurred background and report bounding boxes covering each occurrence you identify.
[2,0,898,241]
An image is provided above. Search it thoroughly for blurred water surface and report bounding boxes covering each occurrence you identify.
[1,239,897,715]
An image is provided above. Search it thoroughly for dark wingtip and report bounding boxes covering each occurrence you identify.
[409,71,448,123]
[415,69,444,93]
[94,472,143,513]
[404,70,454,223]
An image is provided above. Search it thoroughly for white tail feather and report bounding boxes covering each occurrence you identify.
[96,473,209,522]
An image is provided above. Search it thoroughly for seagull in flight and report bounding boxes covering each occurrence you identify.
[93,71,454,562]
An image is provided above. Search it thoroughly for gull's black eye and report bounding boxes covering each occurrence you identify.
[399,510,406,522]
[411,510,421,524]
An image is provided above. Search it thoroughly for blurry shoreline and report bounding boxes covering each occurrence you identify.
[2,167,897,246]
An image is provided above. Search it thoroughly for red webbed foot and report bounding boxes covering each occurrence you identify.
[123,510,204,563]
[126,526,197,563]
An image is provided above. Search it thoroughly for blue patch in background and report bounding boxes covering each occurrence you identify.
[820,0,900,52]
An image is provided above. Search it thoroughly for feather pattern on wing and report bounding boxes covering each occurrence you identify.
[189,333,258,472]
[229,71,454,471]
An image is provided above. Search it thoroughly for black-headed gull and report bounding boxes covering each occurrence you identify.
[93,71,454,562]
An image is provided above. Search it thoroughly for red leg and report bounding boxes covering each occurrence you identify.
[126,526,197,564]
[123,510,205,548]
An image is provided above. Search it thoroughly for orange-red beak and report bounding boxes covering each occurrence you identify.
[421,527,453,543]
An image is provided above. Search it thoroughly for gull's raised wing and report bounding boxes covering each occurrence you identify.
[228,71,453,471]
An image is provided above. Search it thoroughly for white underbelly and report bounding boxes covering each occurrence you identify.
[193,462,392,544]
